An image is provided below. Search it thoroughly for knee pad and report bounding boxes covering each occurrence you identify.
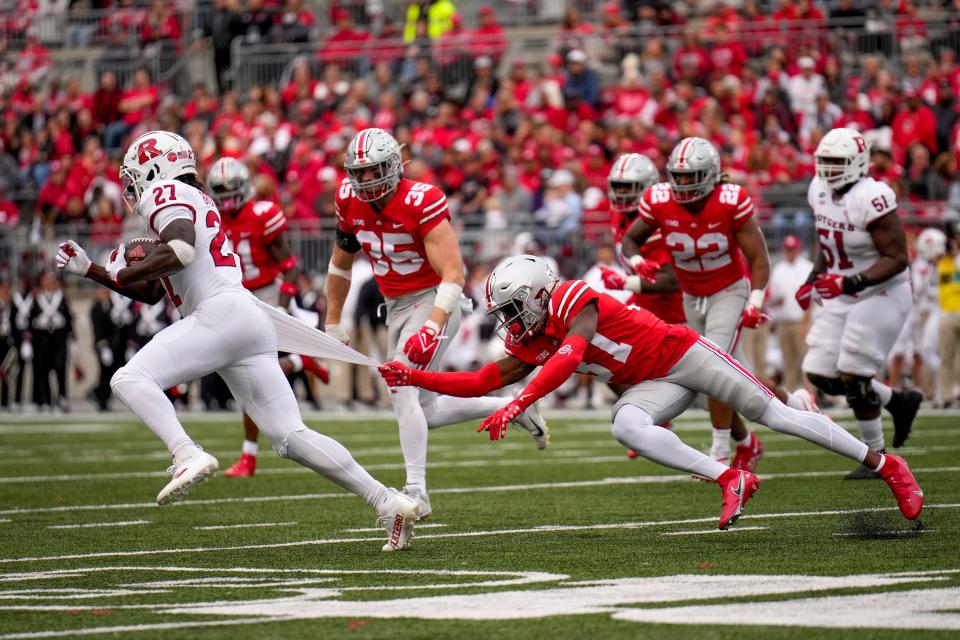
[807,373,844,396]
[842,376,880,412]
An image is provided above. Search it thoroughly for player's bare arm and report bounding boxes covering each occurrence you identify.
[857,212,909,288]
[116,220,196,285]
[734,219,770,292]
[422,220,466,328]
[639,261,680,293]
[621,216,656,261]
[324,235,359,343]
[56,239,165,304]
[267,232,300,308]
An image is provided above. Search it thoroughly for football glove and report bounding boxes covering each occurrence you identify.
[795,282,815,310]
[56,240,92,277]
[599,266,641,292]
[814,273,850,299]
[379,361,416,387]
[628,255,660,283]
[477,399,524,442]
[739,304,767,329]
[324,323,350,345]
[106,244,127,284]
[403,320,442,367]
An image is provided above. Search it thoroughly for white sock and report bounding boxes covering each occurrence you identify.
[389,386,429,490]
[421,395,507,428]
[871,380,893,407]
[710,429,730,459]
[286,354,304,373]
[734,433,752,447]
[856,417,885,451]
[281,428,388,508]
[614,405,727,480]
[111,368,198,463]
[757,399,868,462]
[242,439,259,456]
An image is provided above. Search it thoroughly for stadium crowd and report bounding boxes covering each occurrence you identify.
[1,0,960,412]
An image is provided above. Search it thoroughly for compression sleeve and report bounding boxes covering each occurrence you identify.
[513,335,588,410]
[409,361,505,397]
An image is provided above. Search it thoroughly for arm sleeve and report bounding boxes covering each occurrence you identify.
[513,335,588,410]
[409,362,505,397]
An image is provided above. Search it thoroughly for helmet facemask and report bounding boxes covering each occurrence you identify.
[487,287,546,343]
[668,166,717,203]
[120,164,150,214]
[815,155,858,190]
[608,180,643,211]
[346,157,401,203]
[210,178,251,214]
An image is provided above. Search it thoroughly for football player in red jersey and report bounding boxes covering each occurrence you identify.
[325,128,548,518]
[208,157,330,478]
[618,138,817,472]
[379,256,924,528]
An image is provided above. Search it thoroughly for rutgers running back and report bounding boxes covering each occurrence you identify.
[335,176,448,297]
[504,279,698,385]
[136,177,241,316]
[807,168,908,296]
[637,180,752,297]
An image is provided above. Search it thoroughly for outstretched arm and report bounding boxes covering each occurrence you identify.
[379,355,534,397]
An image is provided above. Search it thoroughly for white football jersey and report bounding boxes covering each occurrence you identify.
[807,176,908,298]
[136,179,243,316]
[911,257,939,315]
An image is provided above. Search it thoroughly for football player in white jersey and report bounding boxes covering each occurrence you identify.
[796,128,923,479]
[55,131,420,551]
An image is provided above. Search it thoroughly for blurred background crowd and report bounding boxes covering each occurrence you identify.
[1,0,960,413]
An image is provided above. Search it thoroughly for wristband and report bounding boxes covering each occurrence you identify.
[748,288,765,309]
[423,319,441,334]
[327,259,352,280]
[805,271,822,285]
[279,256,297,272]
[167,239,196,267]
[625,275,642,293]
[433,281,463,315]
[279,281,297,297]
[843,273,868,295]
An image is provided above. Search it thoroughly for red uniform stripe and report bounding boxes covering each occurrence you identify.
[356,130,368,161]
[696,337,774,398]
[677,139,693,168]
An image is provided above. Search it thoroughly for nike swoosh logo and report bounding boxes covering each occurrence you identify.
[391,223,405,229]
[517,394,533,404]
[708,222,721,229]
[731,475,743,497]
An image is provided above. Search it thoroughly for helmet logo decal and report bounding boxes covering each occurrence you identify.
[853,136,866,153]
[356,130,368,161]
[676,138,693,168]
[137,138,161,164]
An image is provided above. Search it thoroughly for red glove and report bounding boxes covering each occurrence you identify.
[813,274,848,300]
[402,320,442,366]
[739,304,767,329]
[599,265,627,290]
[628,255,660,283]
[477,399,524,442]
[795,282,815,310]
[379,361,416,387]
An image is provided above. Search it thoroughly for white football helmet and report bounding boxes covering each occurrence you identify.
[344,127,403,202]
[608,153,658,211]
[666,137,721,203]
[916,227,947,262]
[208,157,254,214]
[120,131,197,212]
[484,255,560,342]
[815,127,869,191]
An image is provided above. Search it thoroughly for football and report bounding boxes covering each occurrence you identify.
[124,237,161,263]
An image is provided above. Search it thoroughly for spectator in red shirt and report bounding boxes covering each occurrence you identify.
[93,71,123,139]
[470,4,507,63]
[673,30,710,85]
[0,190,20,230]
[319,9,371,71]
[183,82,220,125]
[141,0,182,46]
[36,161,70,225]
[870,147,907,198]
[281,60,318,108]
[834,90,876,133]
[708,24,747,79]
[556,6,593,56]
[14,29,51,85]
[893,87,938,159]
[119,67,160,129]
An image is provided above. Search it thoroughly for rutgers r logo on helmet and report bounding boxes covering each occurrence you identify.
[137,139,161,164]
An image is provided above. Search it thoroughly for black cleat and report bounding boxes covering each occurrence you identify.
[888,389,923,448]
[844,463,880,480]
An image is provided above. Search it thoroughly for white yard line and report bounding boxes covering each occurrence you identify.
[193,522,297,531]
[47,521,149,530]
[1,504,957,565]
[660,526,768,536]
[2,466,958,517]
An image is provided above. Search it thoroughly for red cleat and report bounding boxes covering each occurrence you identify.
[626,449,639,459]
[876,454,924,520]
[731,432,764,472]
[660,420,672,430]
[717,468,760,530]
[301,356,330,384]
[224,453,257,478]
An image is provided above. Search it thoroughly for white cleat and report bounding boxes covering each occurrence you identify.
[788,388,822,414]
[403,485,432,520]
[511,400,550,450]
[157,451,219,506]
[379,489,419,551]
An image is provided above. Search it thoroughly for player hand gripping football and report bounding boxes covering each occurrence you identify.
[56,240,92,277]
[477,398,524,442]
[403,320,443,366]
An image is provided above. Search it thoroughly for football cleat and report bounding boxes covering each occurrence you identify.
[224,453,256,478]
[402,485,432,520]
[717,468,760,530]
[844,463,879,480]
[157,451,218,505]
[888,388,923,448]
[511,400,550,450]
[379,489,420,551]
[731,432,764,472]
[626,449,639,459]
[877,454,924,520]
[789,388,822,413]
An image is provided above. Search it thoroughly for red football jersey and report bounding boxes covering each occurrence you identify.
[335,177,450,298]
[638,182,753,297]
[610,205,686,324]
[222,200,288,290]
[505,280,698,385]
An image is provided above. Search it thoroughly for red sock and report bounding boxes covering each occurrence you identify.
[300,356,330,384]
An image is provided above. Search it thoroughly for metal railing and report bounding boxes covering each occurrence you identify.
[2,197,952,284]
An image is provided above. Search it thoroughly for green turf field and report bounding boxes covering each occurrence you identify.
[0,410,958,639]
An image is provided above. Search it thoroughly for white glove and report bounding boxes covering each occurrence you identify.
[56,240,92,277]
[106,244,127,284]
[325,323,350,345]
[20,340,32,362]
[99,345,113,367]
